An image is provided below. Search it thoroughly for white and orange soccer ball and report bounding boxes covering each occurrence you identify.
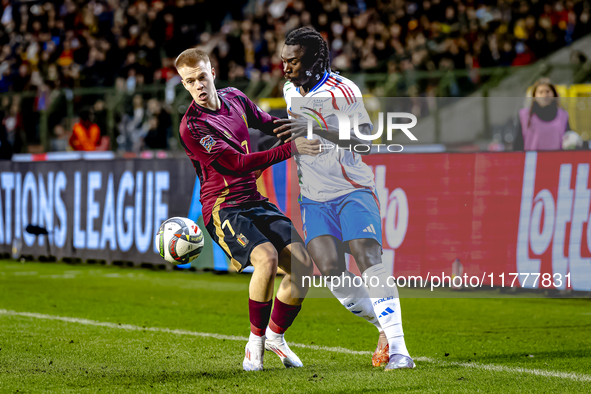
[156,217,204,265]
[562,131,583,150]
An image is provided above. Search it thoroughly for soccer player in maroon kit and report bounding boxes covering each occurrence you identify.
[175,48,318,371]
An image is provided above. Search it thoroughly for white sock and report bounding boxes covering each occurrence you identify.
[328,271,382,331]
[249,332,265,343]
[266,327,282,341]
[363,264,410,357]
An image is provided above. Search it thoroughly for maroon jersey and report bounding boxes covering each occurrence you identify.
[180,87,289,225]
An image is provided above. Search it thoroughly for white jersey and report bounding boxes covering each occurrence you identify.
[283,71,376,202]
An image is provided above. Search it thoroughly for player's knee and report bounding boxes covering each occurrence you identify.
[316,261,343,278]
[302,254,314,276]
[350,239,381,271]
[350,238,380,251]
[251,243,278,276]
[260,253,278,276]
[294,243,314,272]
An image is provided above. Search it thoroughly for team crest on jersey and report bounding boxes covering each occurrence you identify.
[200,135,216,152]
[237,233,249,247]
[312,98,329,112]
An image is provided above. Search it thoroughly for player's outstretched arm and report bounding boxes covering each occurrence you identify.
[238,91,283,138]
[212,143,293,176]
[273,114,374,156]
[312,121,374,154]
[212,138,319,176]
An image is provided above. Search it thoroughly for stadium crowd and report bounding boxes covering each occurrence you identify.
[0,0,590,154]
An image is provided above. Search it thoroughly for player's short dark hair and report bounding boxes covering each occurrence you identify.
[285,27,330,78]
[175,48,210,70]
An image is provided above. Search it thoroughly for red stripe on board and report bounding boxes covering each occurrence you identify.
[263,167,278,205]
[32,154,48,161]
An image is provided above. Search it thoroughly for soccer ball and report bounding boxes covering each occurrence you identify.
[562,131,583,150]
[156,217,204,265]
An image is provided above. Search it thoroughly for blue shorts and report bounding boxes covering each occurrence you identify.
[299,190,382,247]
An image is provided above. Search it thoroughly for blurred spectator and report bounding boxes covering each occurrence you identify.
[69,108,101,151]
[117,94,145,152]
[93,100,108,137]
[2,0,591,153]
[51,123,69,152]
[1,97,24,154]
[143,98,171,150]
[0,101,12,159]
[514,79,570,151]
[3,0,590,100]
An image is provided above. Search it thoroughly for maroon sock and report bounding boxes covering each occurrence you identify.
[269,297,302,334]
[249,299,272,337]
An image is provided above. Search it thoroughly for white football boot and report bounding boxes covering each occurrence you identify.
[265,330,304,368]
[384,354,416,370]
[243,334,265,371]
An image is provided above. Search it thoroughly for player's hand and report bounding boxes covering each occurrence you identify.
[254,169,263,179]
[294,137,321,156]
[273,112,309,142]
[273,119,308,142]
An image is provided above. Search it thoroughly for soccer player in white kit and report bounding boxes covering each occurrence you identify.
[273,27,415,370]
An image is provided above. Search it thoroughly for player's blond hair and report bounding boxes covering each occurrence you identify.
[175,48,210,70]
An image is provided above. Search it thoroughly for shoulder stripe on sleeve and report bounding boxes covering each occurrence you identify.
[327,76,352,101]
[185,118,199,139]
[333,76,358,103]
[188,117,212,139]
[326,77,351,105]
[343,83,357,103]
[330,76,357,103]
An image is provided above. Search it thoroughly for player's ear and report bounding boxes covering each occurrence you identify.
[211,67,216,80]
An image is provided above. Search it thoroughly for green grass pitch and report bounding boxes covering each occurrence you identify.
[1,260,590,393]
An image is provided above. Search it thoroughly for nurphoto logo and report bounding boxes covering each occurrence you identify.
[303,108,419,153]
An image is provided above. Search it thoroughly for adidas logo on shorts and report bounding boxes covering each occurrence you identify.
[362,224,377,234]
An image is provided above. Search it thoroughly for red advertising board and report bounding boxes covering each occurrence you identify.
[286,151,591,291]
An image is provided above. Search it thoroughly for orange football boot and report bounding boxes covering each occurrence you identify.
[372,331,389,367]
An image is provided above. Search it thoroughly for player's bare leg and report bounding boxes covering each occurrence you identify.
[307,235,387,366]
[349,239,414,370]
[249,242,279,302]
[276,242,313,304]
[264,242,313,368]
[243,242,279,371]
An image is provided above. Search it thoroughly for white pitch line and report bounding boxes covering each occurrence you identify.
[1,309,590,382]
[435,360,591,382]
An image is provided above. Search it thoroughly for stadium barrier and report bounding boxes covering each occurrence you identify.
[1,150,591,291]
[336,150,591,292]
[286,150,591,292]
[0,158,198,269]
